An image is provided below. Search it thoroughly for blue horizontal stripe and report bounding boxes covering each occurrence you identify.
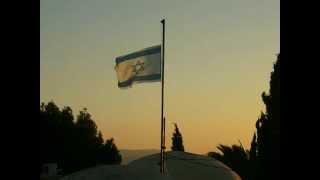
[118,74,161,88]
[116,45,161,65]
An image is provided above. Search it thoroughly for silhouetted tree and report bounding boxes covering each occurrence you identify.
[171,123,185,151]
[248,133,258,180]
[59,106,75,173]
[97,131,104,146]
[40,101,122,175]
[249,133,257,161]
[252,54,280,180]
[208,144,250,179]
[40,101,61,166]
[100,138,122,164]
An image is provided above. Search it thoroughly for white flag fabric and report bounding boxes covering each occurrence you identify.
[115,45,161,88]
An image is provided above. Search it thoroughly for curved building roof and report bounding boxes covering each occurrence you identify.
[62,151,242,180]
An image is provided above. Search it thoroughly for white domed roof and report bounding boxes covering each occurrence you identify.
[128,151,241,180]
[61,151,241,180]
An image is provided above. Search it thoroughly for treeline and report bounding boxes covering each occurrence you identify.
[40,102,121,175]
[208,54,280,180]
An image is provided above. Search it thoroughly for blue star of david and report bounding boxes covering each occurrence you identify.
[132,61,145,74]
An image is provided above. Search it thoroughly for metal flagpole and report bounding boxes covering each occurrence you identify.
[160,18,166,174]
[163,116,166,171]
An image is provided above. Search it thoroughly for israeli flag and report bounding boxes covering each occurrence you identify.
[115,45,161,88]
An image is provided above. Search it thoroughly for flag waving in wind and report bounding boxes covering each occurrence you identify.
[115,45,161,88]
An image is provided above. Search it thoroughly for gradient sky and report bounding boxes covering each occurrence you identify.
[41,0,279,154]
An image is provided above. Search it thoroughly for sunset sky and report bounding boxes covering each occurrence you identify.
[41,0,279,154]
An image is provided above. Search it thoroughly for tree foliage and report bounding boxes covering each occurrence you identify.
[208,144,250,179]
[171,123,185,151]
[250,54,280,180]
[207,54,280,180]
[253,54,280,180]
[40,101,122,175]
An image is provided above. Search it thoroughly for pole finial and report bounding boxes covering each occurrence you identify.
[161,19,165,23]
